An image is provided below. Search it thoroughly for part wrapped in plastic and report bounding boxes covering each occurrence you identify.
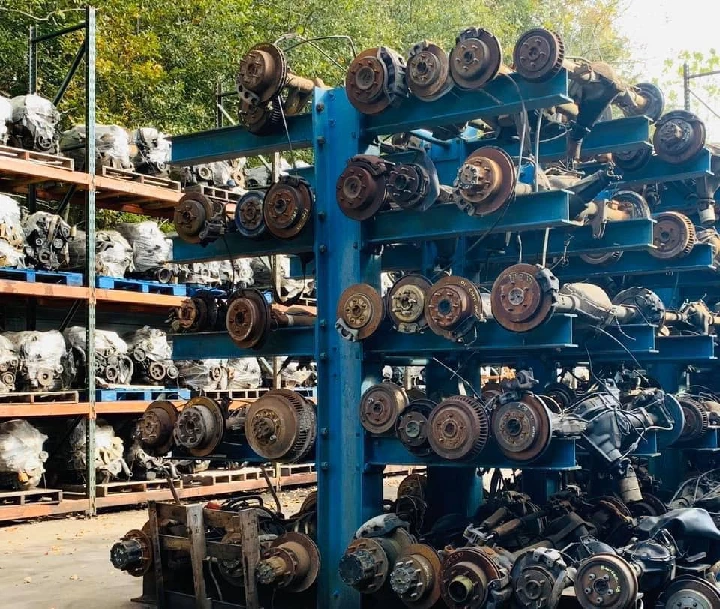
[176,263,219,286]
[22,212,72,270]
[215,259,254,287]
[170,160,244,189]
[130,127,171,176]
[0,95,12,144]
[64,326,133,387]
[125,327,178,386]
[227,358,262,390]
[176,359,228,391]
[0,419,48,490]
[124,434,176,481]
[4,330,75,391]
[8,94,60,153]
[0,335,19,392]
[0,194,24,248]
[116,221,173,274]
[69,229,134,277]
[67,419,130,483]
[59,124,133,172]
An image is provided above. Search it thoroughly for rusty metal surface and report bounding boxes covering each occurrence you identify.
[454,146,517,216]
[491,393,553,463]
[573,553,638,609]
[139,400,178,456]
[513,28,565,83]
[226,289,271,349]
[174,397,225,457]
[427,395,489,460]
[440,546,505,609]
[653,110,707,164]
[336,283,385,341]
[425,275,483,342]
[359,382,409,435]
[263,175,313,239]
[450,28,508,90]
[649,211,696,259]
[388,274,432,334]
[407,40,453,101]
[390,543,442,609]
[491,263,558,333]
[346,47,407,115]
[336,154,390,220]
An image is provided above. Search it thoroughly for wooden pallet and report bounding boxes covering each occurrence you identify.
[186,184,243,203]
[278,463,316,477]
[182,467,266,488]
[0,144,74,171]
[0,487,63,506]
[61,478,184,498]
[95,275,187,295]
[100,165,181,191]
[0,266,84,286]
[0,390,79,404]
[95,387,190,402]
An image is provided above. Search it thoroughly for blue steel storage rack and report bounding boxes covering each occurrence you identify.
[170,65,720,607]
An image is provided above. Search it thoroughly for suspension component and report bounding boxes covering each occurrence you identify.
[574,553,639,609]
[513,28,565,83]
[491,264,559,333]
[226,289,271,349]
[428,395,489,460]
[387,162,433,211]
[510,548,573,609]
[649,211,696,259]
[614,82,665,121]
[653,111,706,164]
[397,398,436,456]
[491,393,554,462]
[390,544,443,608]
[336,283,385,341]
[440,547,510,609]
[677,396,710,440]
[425,276,491,342]
[174,396,225,457]
[257,532,320,592]
[346,47,408,115]
[450,28,510,90]
[171,294,224,333]
[388,274,432,334]
[263,175,313,239]
[336,155,391,220]
[407,40,453,101]
[234,190,267,238]
[174,192,226,245]
[110,529,152,577]
[245,389,316,462]
[360,383,409,435]
[138,400,178,457]
[655,575,720,609]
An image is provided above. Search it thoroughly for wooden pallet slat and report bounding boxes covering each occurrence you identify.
[0,144,74,170]
[0,487,63,506]
[101,165,181,192]
[0,390,79,404]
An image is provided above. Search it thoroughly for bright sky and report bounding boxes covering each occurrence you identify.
[617,0,720,138]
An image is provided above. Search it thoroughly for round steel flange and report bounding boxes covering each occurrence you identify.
[655,575,720,609]
[542,383,576,410]
[174,297,206,332]
[261,532,320,592]
[612,287,667,327]
[574,554,638,609]
[339,537,390,594]
[234,190,267,238]
[217,531,246,587]
[425,275,483,342]
[513,28,565,83]
[336,155,389,220]
[441,547,504,609]
[407,40,453,101]
[387,163,430,210]
[391,544,442,609]
[337,283,385,341]
[226,290,271,349]
[139,400,178,456]
[679,396,710,440]
[428,395,489,460]
[263,176,313,239]
[630,82,665,121]
[491,263,558,333]
[174,396,225,457]
[242,99,284,135]
[613,147,653,172]
[388,274,432,333]
[397,473,428,501]
[653,110,707,164]
[360,382,409,435]
[396,398,436,456]
[491,393,553,462]
[346,47,407,115]
[450,28,505,90]
[579,250,624,265]
[236,43,287,104]
[649,211,696,259]
[510,548,570,609]
[174,192,218,244]
[110,529,153,577]
[455,146,517,216]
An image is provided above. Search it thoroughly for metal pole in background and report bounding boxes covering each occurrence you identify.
[683,62,691,111]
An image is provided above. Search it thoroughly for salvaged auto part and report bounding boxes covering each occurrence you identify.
[425,275,493,342]
[257,532,320,591]
[614,82,665,121]
[653,111,706,164]
[427,395,489,460]
[171,160,243,188]
[234,190,267,238]
[336,283,385,341]
[0,419,48,490]
[0,95,12,144]
[66,419,130,483]
[649,211,697,259]
[138,400,178,457]
[574,553,640,609]
[655,575,720,609]
[170,292,227,333]
[59,124,132,172]
[69,229,135,278]
[491,392,556,462]
[64,326,134,386]
[126,327,177,386]
[676,395,720,440]
[360,382,409,435]
[264,175,313,238]
[390,543,443,608]
[5,330,75,391]
[388,152,441,212]
[117,221,173,280]
[22,212,71,270]
[175,359,228,392]
[0,194,26,252]
[440,546,511,609]
[0,335,19,392]
[336,154,392,220]
[346,47,408,114]
[131,127,171,176]
[510,547,574,609]
[174,191,227,245]
[407,40,453,101]
[8,94,60,152]
[396,398,436,456]
[174,396,225,457]
[245,389,316,462]
[613,146,653,172]
[387,274,432,334]
[110,528,153,577]
[450,28,511,90]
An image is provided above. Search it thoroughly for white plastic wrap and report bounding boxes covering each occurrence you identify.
[69,419,130,481]
[69,229,134,277]
[64,326,133,386]
[0,194,23,247]
[9,94,60,152]
[126,327,172,361]
[22,211,72,270]
[125,327,177,385]
[227,358,262,389]
[177,262,219,285]
[116,221,172,272]
[171,160,244,188]
[4,330,75,391]
[0,240,24,267]
[176,359,228,391]
[59,124,132,172]
[0,95,12,144]
[215,259,254,286]
[131,127,171,176]
[0,335,19,392]
[0,419,48,489]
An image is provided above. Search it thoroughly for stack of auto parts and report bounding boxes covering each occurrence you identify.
[4,330,75,391]
[0,419,48,490]
[117,221,174,283]
[125,327,178,386]
[68,229,135,278]
[174,359,229,392]
[22,212,72,270]
[0,194,26,267]
[170,159,244,189]
[0,335,19,392]
[62,419,130,483]
[64,326,133,387]
[59,124,133,172]
[7,94,60,153]
[130,127,171,176]
[226,357,263,390]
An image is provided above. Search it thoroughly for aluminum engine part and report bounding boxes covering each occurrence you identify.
[0,334,19,392]
[346,47,408,115]
[336,283,385,341]
[263,175,313,238]
[336,154,392,220]
[174,396,225,457]
[67,419,131,483]
[407,40,453,101]
[0,419,48,490]
[125,327,177,386]
[397,398,436,456]
[450,28,510,90]
[257,532,320,592]
[428,395,489,460]
[0,193,25,251]
[59,124,132,172]
[649,211,697,259]
[226,357,262,390]
[69,229,134,277]
[171,160,244,189]
[5,330,75,391]
[440,546,511,609]
[110,528,153,577]
[359,382,409,435]
[0,95,12,144]
[174,191,227,245]
[64,326,134,386]
[390,543,443,608]
[8,94,60,152]
[138,400,178,456]
[131,127,171,176]
[425,275,491,342]
[387,274,432,334]
[116,221,173,279]
[234,190,267,238]
[245,389,316,462]
[175,359,228,391]
[22,212,71,270]
[653,111,707,164]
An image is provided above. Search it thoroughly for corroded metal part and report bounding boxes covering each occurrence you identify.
[235,190,267,238]
[492,393,553,462]
[678,396,710,440]
[263,175,313,239]
[360,382,409,435]
[237,43,287,104]
[242,99,284,135]
[346,47,408,115]
[611,287,666,327]
[450,28,507,90]
[397,398,436,456]
[542,383,576,411]
[513,28,565,83]
[174,396,225,457]
[510,547,571,609]
[226,289,271,349]
[139,400,178,456]
[649,211,696,259]
[391,544,442,608]
[110,529,152,577]
[336,283,385,341]
[397,473,428,501]
[656,575,720,609]
[258,532,320,592]
[428,395,489,460]
[174,192,224,244]
[388,163,430,209]
[336,155,390,220]
[454,146,517,216]
[615,82,665,121]
[653,110,707,164]
[440,547,506,609]
[407,40,453,101]
[425,276,485,342]
[388,274,432,333]
[574,553,639,609]
[613,146,652,172]
[339,537,391,594]
[491,264,558,333]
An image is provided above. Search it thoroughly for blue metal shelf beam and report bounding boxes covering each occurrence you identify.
[170,327,315,359]
[619,149,713,187]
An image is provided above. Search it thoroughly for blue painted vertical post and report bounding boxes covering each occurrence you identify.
[313,87,364,609]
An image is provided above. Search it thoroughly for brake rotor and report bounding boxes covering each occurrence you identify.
[260,532,320,592]
[396,398,436,456]
[491,264,558,333]
[513,28,565,83]
[653,110,707,164]
[613,147,653,172]
[339,537,391,594]
[388,274,432,333]
[492,393,553,462]
[678,396,710,440]
[174,397,225,457]
[336,283,385,341]
[650,211,696,259]
[425,276,483,342]
[510,548,571,609]
[345,47,407,115]
[628,82,665,121]
[450,28,505,89]
[455,147,517,216]
[441,547,505,609]
[481,381,502,403]
[360,382,409,435]
[234,190,267,238]
[428,395,489,460]
[242,99,283,135]
[174,192,221,244]
[387,163,430,210]
[391,544,443,609]
[407,40,453,101]
[139,401,178,456]
[655,575,720,609]
[236,43,287,104]
[397,473,428,501]
[226,289,271,349]
[574,554,638,609]
[245,389,315,461]
[263,176,313,239]
[336,155,390,220]
[542,382,576,410]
